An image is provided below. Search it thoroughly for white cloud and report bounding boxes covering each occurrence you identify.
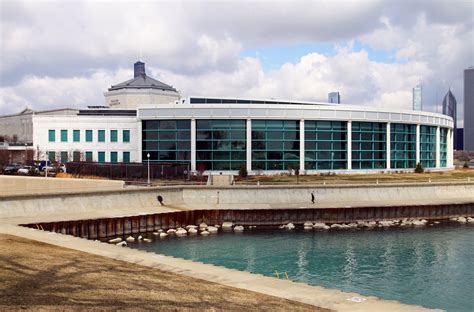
[0,0,472,126]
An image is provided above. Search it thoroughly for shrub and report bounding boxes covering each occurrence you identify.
[239,164,248,178]
[415,162,424,173]
[463,161,470,169]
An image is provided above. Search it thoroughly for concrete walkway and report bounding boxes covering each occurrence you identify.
[0,223,434,312]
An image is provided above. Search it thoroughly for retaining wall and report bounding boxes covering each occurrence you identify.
[0,175,125,196]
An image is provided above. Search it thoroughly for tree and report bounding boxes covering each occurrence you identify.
[239,164,248,178]
[415,162,424,173]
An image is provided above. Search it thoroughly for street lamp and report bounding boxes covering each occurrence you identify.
[147,153,150,186]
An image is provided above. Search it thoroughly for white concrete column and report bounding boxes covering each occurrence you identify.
[386,122,391,170]
[436,126,440,168]
[347,120,352,170]
[449,128,454,167]
[191,118,196,172]
[246,119,252,173]
[137,119,142,163]
[416,124,420,165]
[299,119,305,172]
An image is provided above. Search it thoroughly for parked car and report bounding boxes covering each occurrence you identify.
[1,164,21,174]
[41,166,57,177]
[17,166,39,176]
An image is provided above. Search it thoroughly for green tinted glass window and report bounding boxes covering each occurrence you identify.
[48,130,55,142]
[98,130,105,142]
[98,151,105,163]
[60,130,68,142]
[123,130,130,142]
[110,151,118,163]
[73,130,80,142]
[110,130,118,142]
[123,151,130,163]
[48,151,56,162]
[60,151,68,163]
[86,130,93,142]
[85,151,93,162]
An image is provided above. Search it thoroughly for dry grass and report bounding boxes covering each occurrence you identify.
[0,234,326,311]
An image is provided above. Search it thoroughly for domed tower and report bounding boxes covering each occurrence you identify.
[104,61,180,108]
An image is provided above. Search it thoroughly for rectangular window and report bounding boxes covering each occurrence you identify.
[61,130,68,142]
[48,130,55,142]
[110,130,118,142]
[48,151,56,162]
[98,151,105,163]
[73,151,81,162]
[86,130,93,142]
[123,130,130,142]
[123,151,130,163]
[110,151,118,163]
[73,130,80,142]
[60,151,68,163]
[85,151,93,162]
[98,130,105,142]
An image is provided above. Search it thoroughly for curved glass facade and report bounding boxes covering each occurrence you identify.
[305,121,347,170]
[391,123,416,169]
[252,120,299,171]
[352,122,386,169]
[196,120,246,171]
[140,116,451,172]
[420,125,436,168]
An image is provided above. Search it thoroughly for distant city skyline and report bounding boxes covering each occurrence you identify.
[464,67,474,151]
[0,0,472,124]
[328,92,341,104]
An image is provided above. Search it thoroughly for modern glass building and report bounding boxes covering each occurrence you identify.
[138,96,454,174]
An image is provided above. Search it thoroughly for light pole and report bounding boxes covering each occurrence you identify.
[147,153,150,186]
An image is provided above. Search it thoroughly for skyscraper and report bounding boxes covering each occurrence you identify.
[328,92,340,104]
[465,67,474,151]
[442,88,457,149]
[412,84,423,111]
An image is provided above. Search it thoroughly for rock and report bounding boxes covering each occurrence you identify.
[159,233,168,238]
[176,228,188,236]
[157,229,164,233]
[222,222,233,229]
[108,237,122,244]
[284,223,295,230]
[412,220,426,226]
[188,228,198,234]
[207,226,218,234]
[249,225,257,229]
[167,229,176,234]
[347,223,358,228]
[186,225,198,230]
[142,238,152,243]
[303,221,314,227]
[378,220,394,227]
[199,222,208,230]
[330,223,341,228]
[137,235,143,240]
[152,232,160,236]
[116,241,127,247]
[279,225,286,229]
[126,236,135,242]
[303,226,313,230]
[467,217,474,223]
[313,222,328,229]
[434,221,441,224]
[234,225,244,232]
[457,217,467,223]
[200,230,210,236]
[214,225,221,228]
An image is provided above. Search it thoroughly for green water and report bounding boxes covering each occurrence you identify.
[130,223,474,311]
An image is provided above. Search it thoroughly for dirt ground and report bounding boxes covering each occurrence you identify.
[0,234,327,311]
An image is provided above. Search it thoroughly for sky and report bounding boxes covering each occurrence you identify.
[0,0,473,125]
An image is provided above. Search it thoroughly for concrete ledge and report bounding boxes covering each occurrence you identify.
[0,224,434,312]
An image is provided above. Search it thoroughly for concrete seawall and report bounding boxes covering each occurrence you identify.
[0,175,125,196]
[1,182,473,223]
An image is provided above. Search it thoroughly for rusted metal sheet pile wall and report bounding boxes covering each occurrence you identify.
[24,203,474,240]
